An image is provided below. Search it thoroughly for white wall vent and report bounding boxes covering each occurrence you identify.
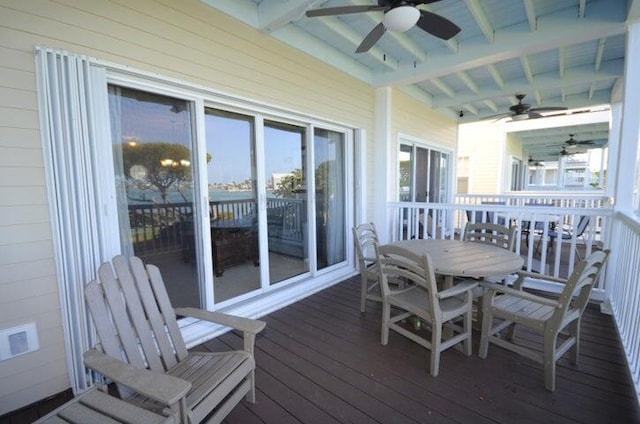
[0,322,39,361]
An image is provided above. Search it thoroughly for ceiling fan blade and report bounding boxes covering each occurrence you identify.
[356,22,386,53]
[479,112,512,121]
[306,6,384,18]
[529,106,568,112]
[527,112,543,119]
[416,10,461,40]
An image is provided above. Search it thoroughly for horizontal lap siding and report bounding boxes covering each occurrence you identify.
[0,0,377,413]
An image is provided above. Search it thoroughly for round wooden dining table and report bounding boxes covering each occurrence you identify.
[388,238,524,287]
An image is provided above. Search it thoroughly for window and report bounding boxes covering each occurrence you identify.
[398,140,451,202]
[510,157,523,191]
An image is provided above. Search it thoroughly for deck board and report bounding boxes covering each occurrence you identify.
[207,277,640,424]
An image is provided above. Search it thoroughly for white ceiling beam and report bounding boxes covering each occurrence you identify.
[558,46,565,77]
[483,99,498,112]
[520,55,534,83]
[464,0,494,43]
[579,0,587,19]
[595,38,606,72]
[431,78,456,98]
[372,11,625,87]
[258,0,321,33]
[523,0,537,31]
[486,64,505,88]
[462,103,479,114]
[534,91,542,107]
[433,59,622,107]
[398,84,434,107]
[457,71,479,93]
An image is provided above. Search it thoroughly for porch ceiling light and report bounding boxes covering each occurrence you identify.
[383,6,420,32]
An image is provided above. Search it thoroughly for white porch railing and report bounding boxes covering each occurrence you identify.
[387,193,613,297]
[606,212,640,405]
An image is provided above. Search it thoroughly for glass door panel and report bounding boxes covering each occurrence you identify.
[314,128,346,269]
[399,144,412,201]
[264,121,309,284]
[205,109,260,303]
[108,85,200,308]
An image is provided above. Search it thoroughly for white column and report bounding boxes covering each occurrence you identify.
[606,103,622,200]
[613,20,640,212]
[372,87,392,242]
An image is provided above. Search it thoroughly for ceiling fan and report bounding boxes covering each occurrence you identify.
[485,93,568,121]
[560,146,586,156]
[305,0,461,53]
[563,134,594,146]
[528,155,545,167]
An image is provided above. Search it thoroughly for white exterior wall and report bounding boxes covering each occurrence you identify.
[0,0,455,412]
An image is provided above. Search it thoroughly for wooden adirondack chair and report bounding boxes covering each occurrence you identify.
[84,255,266,424]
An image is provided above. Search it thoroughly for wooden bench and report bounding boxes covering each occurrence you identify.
[34,388,174,424]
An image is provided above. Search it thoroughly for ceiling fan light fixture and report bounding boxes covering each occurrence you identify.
[383,6,419,32]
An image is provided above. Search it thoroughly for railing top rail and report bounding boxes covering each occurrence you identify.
[457,192,608,200]
[387,201,613,215]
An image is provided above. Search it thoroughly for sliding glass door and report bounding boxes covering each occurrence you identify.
[204,109,260,303]
[109,85,201,308]
[108,86,352,308]
[314,128,346,269]
[264,121,309,284]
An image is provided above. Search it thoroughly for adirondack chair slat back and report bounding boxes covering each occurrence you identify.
[85,255,188,373]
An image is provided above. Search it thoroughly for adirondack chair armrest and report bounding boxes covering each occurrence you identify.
[437,281,478,299]
[175,307,266,335]
[84,349,191,406]
[482,283,561,308]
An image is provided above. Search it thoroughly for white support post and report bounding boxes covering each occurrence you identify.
[373,87,392,243]
[613,20,640,212]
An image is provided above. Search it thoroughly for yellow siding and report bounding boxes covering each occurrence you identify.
[0,0,458,411]
[458,121,503,194]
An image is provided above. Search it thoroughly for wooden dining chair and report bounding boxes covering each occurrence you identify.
[479,249,610,391]
[353,222,382,312]
[376,244,478,376]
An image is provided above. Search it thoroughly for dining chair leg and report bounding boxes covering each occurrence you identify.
[463,306,473,356]
[381,302,390,345]
[430,325,442,377]
[568,319,580,364]
[544,330,558,391]
[478,297,492,358]
[360,278,368,312]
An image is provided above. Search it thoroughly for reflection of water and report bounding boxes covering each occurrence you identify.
[127,189,270,204]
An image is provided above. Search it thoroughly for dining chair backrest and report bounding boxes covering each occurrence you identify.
[552,248,609,322]
[464,222,517,251]
[353,222,379,271]
[376,244,440,320]
[353,222,382,312]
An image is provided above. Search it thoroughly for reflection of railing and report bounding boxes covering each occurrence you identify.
[128,197,306,258]
[128,202,193,257]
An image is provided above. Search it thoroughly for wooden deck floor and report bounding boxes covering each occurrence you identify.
[204,276,640,424]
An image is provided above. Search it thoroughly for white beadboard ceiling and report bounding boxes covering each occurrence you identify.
[203,0,638,160]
